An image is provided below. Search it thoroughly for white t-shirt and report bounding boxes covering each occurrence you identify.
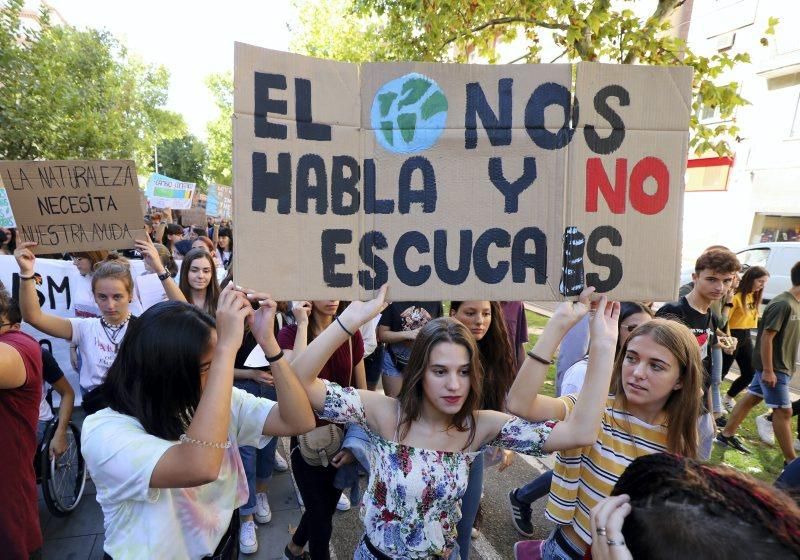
[559,356,589,397]
[69,317,129,391]
[82,387,275,560]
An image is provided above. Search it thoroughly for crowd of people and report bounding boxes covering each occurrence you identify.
[1,216,800,560]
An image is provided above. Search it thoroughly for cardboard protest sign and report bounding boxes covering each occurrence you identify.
[0,160,148,254]
[0,188,16,228]
[145,173,195,209]
[233,43,692,301]
[181,206,207,227]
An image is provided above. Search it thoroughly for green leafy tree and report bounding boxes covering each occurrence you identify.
[151,134,209,192]
[205,72,233,186]
[0,0,186,172]
[292,0,779,156]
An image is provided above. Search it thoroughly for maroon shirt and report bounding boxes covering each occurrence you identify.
[0,331,44,557]
[278,324,364,427]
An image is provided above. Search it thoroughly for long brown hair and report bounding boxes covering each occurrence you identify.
[736,266,769,310]
[450,301,515,412]
[178,248,220,317]
[397,317,483,450]
[610,319,702,458]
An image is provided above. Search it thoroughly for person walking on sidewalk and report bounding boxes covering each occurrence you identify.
[716,261,800,466]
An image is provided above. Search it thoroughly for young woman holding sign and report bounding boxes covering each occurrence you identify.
[288,286,623,560]
[449,300,517,555]
[81,286,316,559]
[508,318,702,560]
[14,242,134,407]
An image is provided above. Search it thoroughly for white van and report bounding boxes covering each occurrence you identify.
[735,242,800,303]
[680,242,800,303]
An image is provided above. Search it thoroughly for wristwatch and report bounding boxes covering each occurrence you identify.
[157,269,171,281]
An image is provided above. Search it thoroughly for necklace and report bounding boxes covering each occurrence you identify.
[100,313,131,353]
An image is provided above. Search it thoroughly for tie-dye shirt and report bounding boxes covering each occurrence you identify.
[82,387,275,559]
[319,380,555,559]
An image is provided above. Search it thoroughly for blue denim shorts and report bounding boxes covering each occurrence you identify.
[747,370,792,409]
[381,348,403,378]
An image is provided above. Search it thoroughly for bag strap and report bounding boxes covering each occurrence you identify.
[348,335,353,387]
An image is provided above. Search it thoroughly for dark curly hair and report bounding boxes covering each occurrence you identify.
[612,453,800,560]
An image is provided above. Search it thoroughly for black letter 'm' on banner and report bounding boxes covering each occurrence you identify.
[254,72,288,139]
[252,152,291,214]
[321,229,353,288]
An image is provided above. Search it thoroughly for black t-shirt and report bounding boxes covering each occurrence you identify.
[234,331,268,372]
[379,301,443,361]
[42,349,64,385]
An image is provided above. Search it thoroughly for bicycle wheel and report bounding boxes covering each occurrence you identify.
[41,421,87,517]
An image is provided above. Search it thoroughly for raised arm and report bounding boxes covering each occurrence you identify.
[150,284,251,488]
[282,301,311,362]
[541,296,619,451]
[244,292,315,436]
[506,288,594,422]
[134,238,186,303]
[290,286,388,411]
[13,242,72,340]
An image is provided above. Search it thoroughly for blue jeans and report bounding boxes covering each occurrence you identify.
[710,346,723,414]
[748,370,792,409]
[455,453,484,559]
[541,528,584,560]
[517,469,554,504]
[234,379,278,516]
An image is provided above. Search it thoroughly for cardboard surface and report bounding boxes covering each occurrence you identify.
[181,206,208,228]
[233,43,692,301]
[0,160,147,253]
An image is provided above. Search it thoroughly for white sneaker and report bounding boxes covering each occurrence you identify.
[336,492,351,511]
[755,414,775,445]
[255,492,272,524]
[723,395,736,412]
[274,451,289,472]
[794,438,800,452]
[239,520,258,554]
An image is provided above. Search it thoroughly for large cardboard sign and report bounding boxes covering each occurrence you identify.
[233,44,692,301]
[145,173,196,209]
[0,160,148,254]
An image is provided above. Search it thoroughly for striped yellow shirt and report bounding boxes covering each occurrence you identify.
[545,395,668,545]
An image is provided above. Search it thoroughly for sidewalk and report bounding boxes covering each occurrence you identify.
[40,435,303,560]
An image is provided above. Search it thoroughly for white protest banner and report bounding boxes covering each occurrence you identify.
[0,160,148,254]
[0,188,16,228]
[0,256,147,403]
[233,44,692,301]
[146,173,196,209]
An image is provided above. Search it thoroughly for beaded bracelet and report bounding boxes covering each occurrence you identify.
[179,434,231,449]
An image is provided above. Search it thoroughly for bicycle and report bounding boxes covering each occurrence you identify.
[35,339,87,517]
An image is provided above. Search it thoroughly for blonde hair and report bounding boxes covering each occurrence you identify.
[91,253,133,296]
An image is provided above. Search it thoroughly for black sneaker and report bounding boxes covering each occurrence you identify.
[715,433,751,454]
[507,489,534,537]
[284,545,310,560]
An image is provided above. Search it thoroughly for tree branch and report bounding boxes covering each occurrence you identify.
[442,16,567,48]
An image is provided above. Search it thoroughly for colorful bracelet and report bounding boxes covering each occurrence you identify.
[336,316,354,337]
[526,350,554,365]
[179,434,231,449]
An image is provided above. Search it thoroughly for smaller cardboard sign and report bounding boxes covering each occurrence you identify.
[0,188,17,228]
[181,206,207,227]
[0,160,147,254]
[146,173,195,209]
[208,184,233,220]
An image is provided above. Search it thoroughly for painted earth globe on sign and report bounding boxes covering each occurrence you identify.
[370,73,448,154]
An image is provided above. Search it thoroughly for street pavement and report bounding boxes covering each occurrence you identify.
[41,430,556,559]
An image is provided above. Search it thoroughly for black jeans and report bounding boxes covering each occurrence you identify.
[290,437,343,560]
[725,329,756,398]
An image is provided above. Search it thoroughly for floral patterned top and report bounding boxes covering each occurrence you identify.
[319,380,555,559]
